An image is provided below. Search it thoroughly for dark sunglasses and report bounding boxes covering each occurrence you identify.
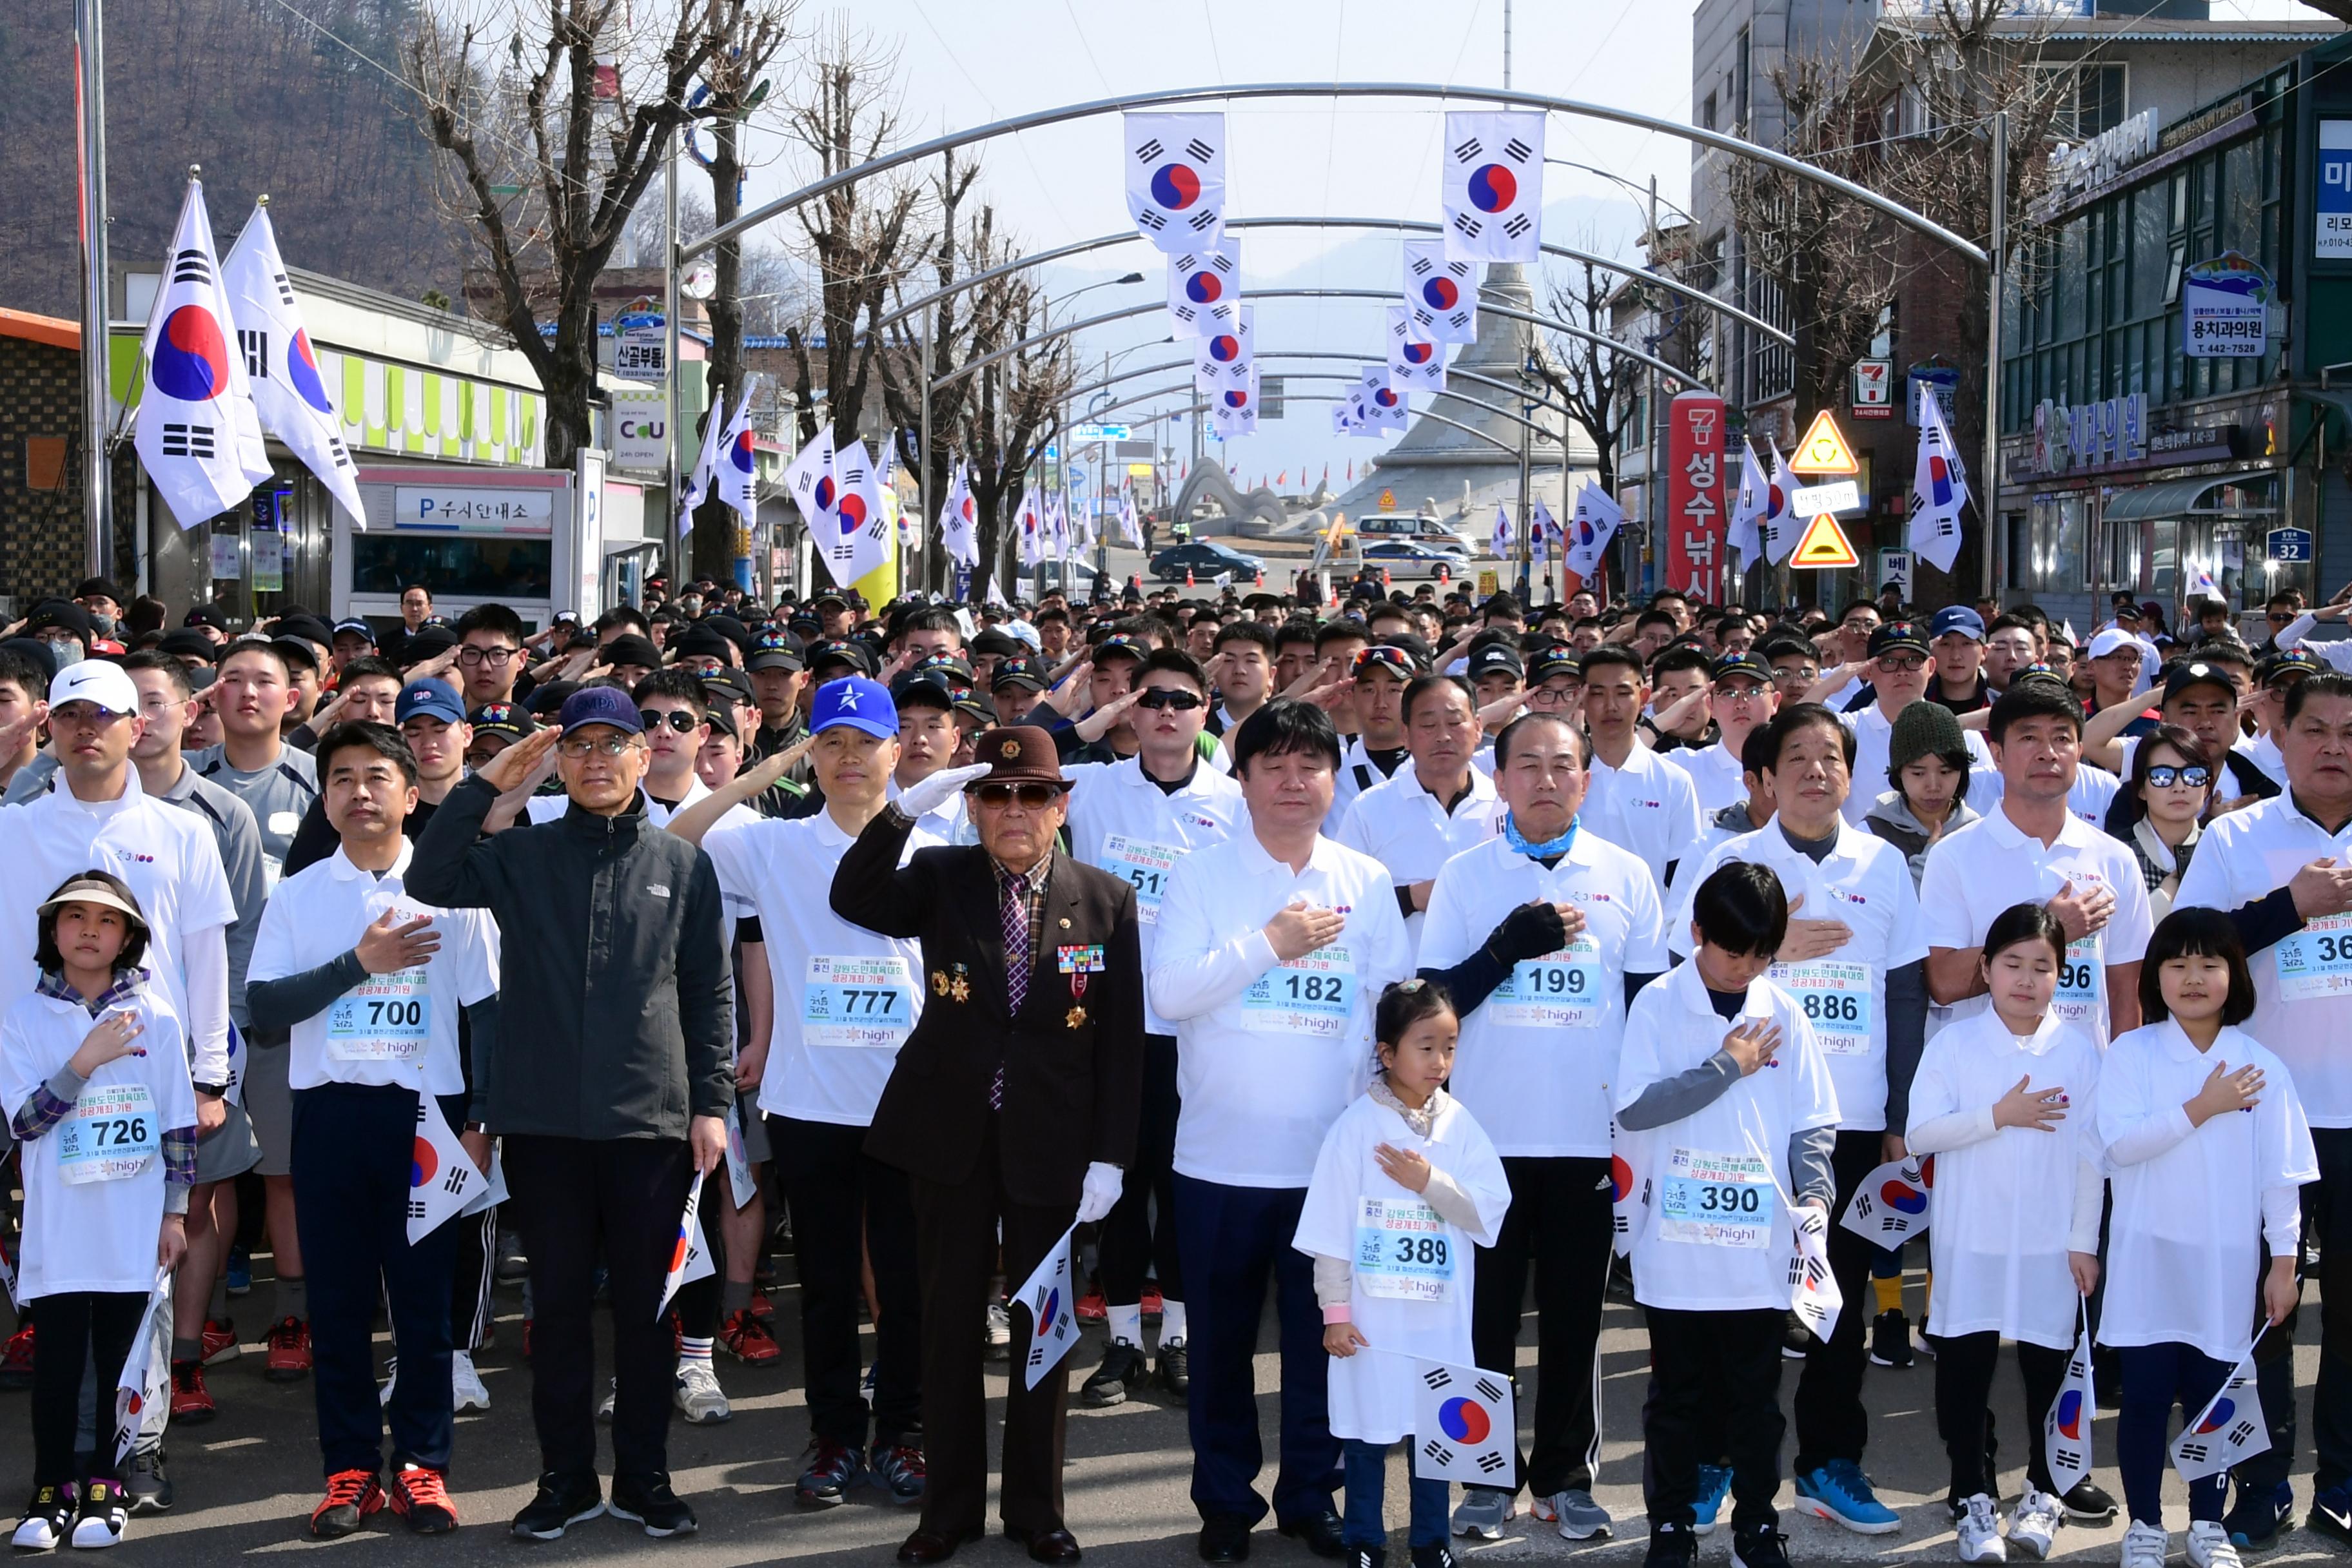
[1135,689,1205,711]
[1352,647,1414,676]
[2145,764,2212,790]
[972,782,1062,809]
[638,709,704,734]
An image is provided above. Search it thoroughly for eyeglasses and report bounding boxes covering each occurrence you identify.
[1876,653,1928,672]
[1525,681,1582,706]
[1135,688,1204,711]
[556,736,642,760]
[458,645,520,666]
[638,709,704,734]
[1716,682,1769,703]
[1770,665,1819,685]
[2145,764,2213,790]
[972,782,1061,809]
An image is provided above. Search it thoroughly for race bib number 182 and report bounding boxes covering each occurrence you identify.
[1242,945,1354,1039]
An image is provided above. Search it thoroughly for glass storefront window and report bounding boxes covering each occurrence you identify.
[2010,493,2087,594]
[348,536,556,602]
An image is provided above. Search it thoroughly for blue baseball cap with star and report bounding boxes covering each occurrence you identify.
[811,676,896,740]
[395,680,466,726]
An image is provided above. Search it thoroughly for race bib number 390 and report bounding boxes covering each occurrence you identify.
[1657,1147,1776,1248]
[1772,960,1873,1054]
[803,955,917,1048]
[2277,913,2352,1003]
[326,968,430,1061]
[1242,945,1354,1039]
[1353,1194,1454,1301]
[1491,934,1602,1029]
[58,1081,158,1185]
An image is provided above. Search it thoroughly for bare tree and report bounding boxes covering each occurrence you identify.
[873,150,987,591]
[928,260,1072,601]
[1534,254,1641,495]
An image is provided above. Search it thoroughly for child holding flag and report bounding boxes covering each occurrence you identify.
[1,872,197,1551]
[1295,980,1510,1568]
[1905,902,2105,1562]
[2098,909,2313,1568]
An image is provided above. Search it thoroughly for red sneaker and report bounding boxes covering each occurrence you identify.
[0,1324,34,1391]
[168,1360,216,1424]
[1142,1287,1165,1322]
[200,1317,239,1364]
[748,1284,776,1320]
[1074,1291,1108,1324]
[265,1317,313,1382]
[718,1308,781,1366]
[387,1464,457,1533]
[309,1468,384,1538]
[522,1320,532,1361]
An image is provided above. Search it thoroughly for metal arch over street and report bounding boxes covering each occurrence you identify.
[687,81,1986,266]
[1059,351,1580,427]
[868,217,1792,347]
[1063,383,1521,460]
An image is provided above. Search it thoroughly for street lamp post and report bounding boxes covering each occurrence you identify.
[1038,272,1142,594]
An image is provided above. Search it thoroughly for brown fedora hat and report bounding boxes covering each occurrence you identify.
[966,725,1069,791]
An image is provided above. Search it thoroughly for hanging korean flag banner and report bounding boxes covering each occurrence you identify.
[134,177,259,527]
[1330,401,1361,436]
[1194,307,1255,393]
[677,391,725,538]
[220,202,364,524]
[2044,1311,2097,1494]
[1386,306,1447,391]
[1125,113,1225,251]
[2173,1337,2269,1482]
[1119,487,1143,548]
[1726,438,1769,565]
[1358,366,1407,433]
[1565,482,1624,581]
[1168,238,1241,338]
[1907,378,1970,573]
[716,396,759,523]
[1403,240,1480,344]
[783,424,835,540]
[1012,1224,1081,1389]
[1759,442,1798,565]
[1837,1155,1933,1243]
[1441,111,1545,263]
[941,461,980,566]
[1410,1359,1516,1482]
[111,1267,173,1463]
[407,1092,485,1244]
[1015,488,1043,567]
[827,440,893,586]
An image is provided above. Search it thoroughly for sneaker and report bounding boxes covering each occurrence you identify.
[199,1318,238,1365]
[608,1472,697,1538]
[984,1300,1011,1360]
[1082,1340,1149,1408]
[1781,1310,1811,1358]
[264,1317,311,1381]
[2224,1480,2293,1551]
[308,1469,385,1539]
[1692,1464,1731,1536]
[2309,1484,2352,1545]
[1870,1308,1915,1369]
[0,1327,34,1392]
[1142,1286,1165,1321]
[120,1449,169,1516]
[1157,1339,1190,1400]
[2064,1478,2120,1524]
[166,1362,213,1424]
[1956,1493,2007,1563]
[2121,1522,2170,1568]
[511,1471,602,1541]
[1915,1326,1937,1358]
[451,1349,490,1413]
[869,1442,926,1505]
[796,1439,861,1509]
[596,1377,616,1424]
[1645,1519,1698,1568]
[747,1284,776,1320]
[2189,1520,2243,1568]
[225,1247,251,1297]
[2008,1485,2064,1560]
[14,1485,74,1552]
[378,1358,397,1407]
[718,1308,781,1366]
[1075,1291,1108,1324]
[495,1231,529,1285]
[1451,1487,1511,1540]
[1730,1521,1794,1568]
[674,1360,731,1424]
[1547,1489,1611,1541]
[1794,1460,1902,1534]
[1343,1548,1378,1568]
[67,1480,126,1550]
[1409,1544,1456,1568]
[387,1464,457,1534]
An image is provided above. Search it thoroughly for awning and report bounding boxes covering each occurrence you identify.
[2100,473,2273,524]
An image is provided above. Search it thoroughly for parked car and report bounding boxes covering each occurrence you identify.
[1150,540,1267,583]
[1354,513,1472,552]
[1360,540,1473,580]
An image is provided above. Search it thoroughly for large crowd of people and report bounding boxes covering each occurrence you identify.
[0,565,2348,1568]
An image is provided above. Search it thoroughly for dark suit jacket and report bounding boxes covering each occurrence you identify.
[833,808,1145,1208]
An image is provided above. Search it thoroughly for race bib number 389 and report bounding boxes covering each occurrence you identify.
[1353,1194,1455,1301]
[1242,945,1354,1039]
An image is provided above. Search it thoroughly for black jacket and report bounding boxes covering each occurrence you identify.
[407,775,734,1140]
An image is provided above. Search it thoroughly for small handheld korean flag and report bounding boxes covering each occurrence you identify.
[1491,504,1512,557]
[1411,1360,1517,1483]
[656,1180,717,1322]
[1838,1155,1933,1244]
[135,176,259,527]
[1168,239,1241,338]
[1530,500,1554,564]
[1441,111,1545,263]
[716,396,760,524]
[112,1266,173,1463]
[407,1092,484,1244]
[678,391,725,538]
[2044,1308,2097,1494]
[1013,1224,1081,1389]
[221,202,364,524]
[1908,377,1970,572]
[1608,1141,1648,1257]
[1403,240,1480,345]
[1015,488,1043,567]
[724,1102,758,1210]
[1788,1202,1842,1344]
[941,461,981,567]
[2173,1336,2270,1482]
[1126,113,1225,251]
[1386,306,1448,391]
[1119,487,1143,548]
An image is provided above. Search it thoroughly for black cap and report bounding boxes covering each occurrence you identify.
[1710,651,1772,685]
[467,701,538,743]
[25,600,93,643]
[1525,645,1582,685]
[970,627,1025,659]
[990,656,1047,693]
[2162,660,2237,705]
[698,666,754,709]
[276,614,336,649]
[74,578,119,602]
[182,606,230,632]
[2258,648,2324,685]
[890,669,957,710]
[1467,643,1524,681]
[600,633,663,671]
[806,638,872,678]
[670,625,734,663]
[1868,621,1930,658]
[747,630,807,672]
[156,629,218,663]
[400,626,458,663]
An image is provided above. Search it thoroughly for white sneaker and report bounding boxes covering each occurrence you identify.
[2120,1521,2170,1568]
[2006,1485,2063,1560]
[451,1349,491,1413]
[596,1375,616,1424]
[378,1358,397,1407]
[674,1358,732,1424]
[1957,1493,2007,1563]
[2187,1519,2240,1568]
[984,1302,1011,1360]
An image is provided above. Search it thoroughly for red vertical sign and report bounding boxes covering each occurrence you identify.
[1665,390,1727,602]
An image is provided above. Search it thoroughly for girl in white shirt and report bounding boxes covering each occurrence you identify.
[2098,909,2313,1568]
[1295,981,1510,1568]
[0,873,197,1553]
[1907,902,2105,1563]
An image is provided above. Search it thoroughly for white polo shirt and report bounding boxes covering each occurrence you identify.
[1841,703,1994,825]
[1968,758,2120,828]
[1326,736,1411,834]
[247,840,500,1095]
[2175,791,2352,1126]
[1150,831,1413,1188]
[1335,761,1502,959]
[1422,828,1667,1157]
[1064,755,1248,1035]
[1580,741,1705,888]
[1668,818,1929,1133]
[702,810,937,1127]
[1918,798,2153,1047]
[1676,740,1749,817]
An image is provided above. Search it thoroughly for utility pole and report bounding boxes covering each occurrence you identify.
[1981,110,2007,601]
[75,0,112,581]
[919,297,934,594]
[663,133,680,596]
[1644,173,1661,599]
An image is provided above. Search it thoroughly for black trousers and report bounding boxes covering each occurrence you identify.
[502,1133,692,1482]
[2239,1123,2352,1492]
[291,1084,466,1478]
[908,1116,1075,1538]
[1642,1306,1785,1533]
[1097,1033,1182,1308]
[1933,1331,2069,1500]
[29,1292,142,1489]
[451,1206,495,1353]
[773,1114,923,1450]
[1792,1129,1882,1473]
[1469,1154,1613,1496]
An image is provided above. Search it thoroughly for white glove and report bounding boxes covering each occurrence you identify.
[1075,1161,1124,1224]
[896,762,993,820]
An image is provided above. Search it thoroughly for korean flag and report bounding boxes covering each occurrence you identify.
[1194,306,1254,393]
[1329,401,1360,436]
[1403,240,1480,345]
[1441,111,1545,263]
[1787,1203,1842,1343]
[2173,1344,2269,1482]
[827,440,892,587]
[1608,1134,1649,1256]
[656,1179,717,1322]
[1411,1360,1517,1483]
[1358,366,1407,433]
[1013,1224,1081,1389]
[406,1092,483,1244]
[221,202,366,524]
[133,176,260,527]
[2044,1316,2096,1494]
[1168,239,1241,338]
[1837,1155,1933,1244]
[1386,306,1447,391]
[1126,112,1225,252]
[112,1267,173,1463]
[783,424,836,542]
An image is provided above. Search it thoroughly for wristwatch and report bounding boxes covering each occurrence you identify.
[194,1082,227,1097]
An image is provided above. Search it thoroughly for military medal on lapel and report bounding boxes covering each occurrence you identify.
[930,969,949,997]
[1058,944,1102,1026]
[949,962,972,1004]
[1066,1004,1088,1029]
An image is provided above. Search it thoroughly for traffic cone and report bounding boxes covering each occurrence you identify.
[1437,562,1450,584]
[1185,567,1195,587]
[1254,567,1264,587]
[1382,567,1392,589]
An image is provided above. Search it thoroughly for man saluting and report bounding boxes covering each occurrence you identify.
[833,725,1144,1567]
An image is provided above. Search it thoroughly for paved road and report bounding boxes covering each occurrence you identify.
[26,1255,2341,1564]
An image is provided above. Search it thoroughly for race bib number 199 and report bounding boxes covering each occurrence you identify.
[1242,946,1354,1039]
[1491,934,1602,1029]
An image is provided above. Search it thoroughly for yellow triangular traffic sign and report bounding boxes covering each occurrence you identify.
[1789,409,1859,475]
[1790,513,1861,569]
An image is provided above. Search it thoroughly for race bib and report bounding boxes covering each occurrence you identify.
[1242,945,1355,1039]
[802,956,916,1048]
[1099,834,1184,925]
[1772,960,1874,1055]
[1352,1194,1454,1301]
[2051,936,2101,1025]
[1491,934,1603,1029]
[1658,1147,1776,1248]
[326,969,430,1062]
[2276,912,2352,1003]
[57,1081,157,1186]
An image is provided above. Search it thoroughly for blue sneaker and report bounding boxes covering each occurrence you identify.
[2309,1484,2352,1547]
[2226,1479,2294,1551]
[1692,1465,1731,1537]
[1794,1460,1901,1535]
[225,1248,251,1297]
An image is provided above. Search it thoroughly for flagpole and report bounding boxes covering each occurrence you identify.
[663,126,682,596]
[75,0,112,581]
[1980,110,2007,602]
[920,297,934,594]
